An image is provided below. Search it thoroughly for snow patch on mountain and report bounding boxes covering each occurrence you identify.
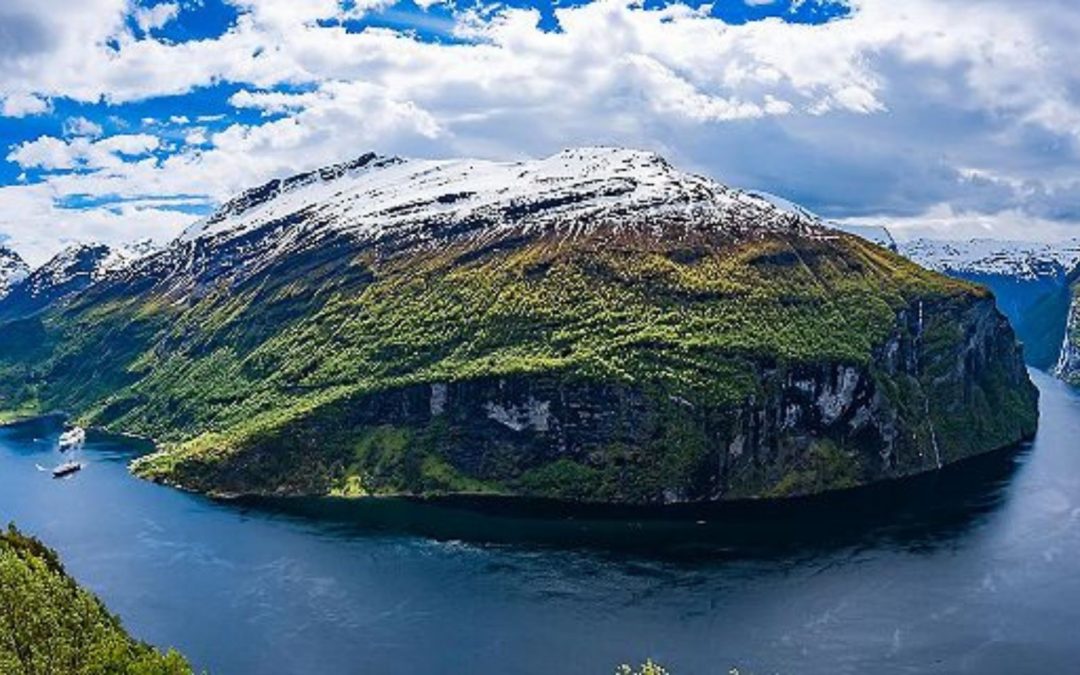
[15,240,161,300]
[829,223,897,251]
[900,238,1080,281]
[180,147,820,251]
[96,239,162,279]
[0,247,30,299]
[22,244,112,298]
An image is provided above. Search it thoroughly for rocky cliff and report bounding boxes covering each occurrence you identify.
[135,278,1037,503]
[1055,284,1080,385]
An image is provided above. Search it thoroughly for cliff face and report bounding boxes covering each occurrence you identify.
[899,238,1080,370]
[1055,286,1080,384]
[0,149,1040,504]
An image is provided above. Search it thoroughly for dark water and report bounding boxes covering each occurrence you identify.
[2,370,1079,674]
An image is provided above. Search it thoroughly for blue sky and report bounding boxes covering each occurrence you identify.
[1,0,1078,264]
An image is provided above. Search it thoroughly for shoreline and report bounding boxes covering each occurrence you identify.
[2,410,1037,514]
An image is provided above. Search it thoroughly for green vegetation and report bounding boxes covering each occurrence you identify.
[0,525,192,675]
[615,660,670,675]
[766,440,860,498]
[0,228,1037,502]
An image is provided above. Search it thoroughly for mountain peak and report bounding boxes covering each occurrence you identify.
[0,239,163,321]
[24,243,113,298]
[0,246,30,300]
[191,152,402,234]
[178,147,819,250]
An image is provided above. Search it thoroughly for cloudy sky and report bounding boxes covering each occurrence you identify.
[1,0,1078,264]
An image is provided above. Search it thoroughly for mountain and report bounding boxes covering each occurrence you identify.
[0,240,159,322]
[901,238,1080,369]
[0,246,29,300]
[900,238,1080,281]
[0,148,1037,504]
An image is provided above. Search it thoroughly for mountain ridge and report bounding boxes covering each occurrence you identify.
[0,246,29,300]
[0,240,159,322]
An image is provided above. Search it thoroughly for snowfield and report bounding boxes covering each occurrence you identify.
[900,238,1080,281]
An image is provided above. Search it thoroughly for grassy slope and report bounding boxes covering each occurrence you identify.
[0,526,191,674]
[0,228,1030,499]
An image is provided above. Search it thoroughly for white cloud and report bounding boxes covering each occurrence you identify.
[134,2,180,32]
[184,127,208,146]
[842,205,1080,244]
[1,93,51,117]
[63,116,104,138]
[94,133,160,156]
[0,183,194,266]
[2,0,1080,260]
[7,134,161,171]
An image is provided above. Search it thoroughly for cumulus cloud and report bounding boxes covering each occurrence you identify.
[63,116,104,138]
[1,92,50,117]
[0,183,193,265]
[134,2,180,33]
[1,0,1079,261]
[8,133,160,171]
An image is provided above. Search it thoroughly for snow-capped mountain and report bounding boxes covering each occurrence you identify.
[96,239,161,279]
[0,240,160,320]
[180,147,819,251]
[0,147,1038,503]
[20,244,113,299]
[0,246,30,300]
[896,237,1080,371]
[829,223,897,251]
[900,238,1080,281]
[4,148,853,318]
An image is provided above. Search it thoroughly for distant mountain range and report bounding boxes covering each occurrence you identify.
[896,237,1080,375]
[0,148,1037,503]
[0,240,159,322]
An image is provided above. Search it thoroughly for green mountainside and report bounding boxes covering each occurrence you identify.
[0,525,191,674]
[0,149,1039,503]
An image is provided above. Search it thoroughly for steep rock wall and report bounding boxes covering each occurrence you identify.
[146,295,1037,503]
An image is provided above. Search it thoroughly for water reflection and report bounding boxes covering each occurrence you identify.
[237,440,1032,562]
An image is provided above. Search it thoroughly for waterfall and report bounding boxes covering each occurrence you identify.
[924,397,943,470]
[914,300,941,468]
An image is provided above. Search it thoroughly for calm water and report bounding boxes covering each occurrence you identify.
[2,370,1080,674]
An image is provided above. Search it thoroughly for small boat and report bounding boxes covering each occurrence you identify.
[58,426,86,451]
[52,461,83,478]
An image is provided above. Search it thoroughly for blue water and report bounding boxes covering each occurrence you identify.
[2,370,1079,674]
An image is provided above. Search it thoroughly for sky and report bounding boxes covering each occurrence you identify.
[1,0,1079,265]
